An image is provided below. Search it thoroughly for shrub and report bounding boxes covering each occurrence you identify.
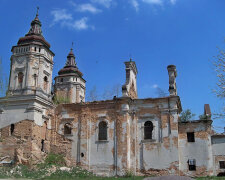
[124,170,134,177]
[44,153,65,166]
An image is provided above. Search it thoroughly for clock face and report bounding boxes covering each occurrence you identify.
[16,57,25,64]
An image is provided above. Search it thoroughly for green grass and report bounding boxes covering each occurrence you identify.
[0,165,145,180]
[0,154,224,180]
[0,152,144,180]
[195,177,225,180]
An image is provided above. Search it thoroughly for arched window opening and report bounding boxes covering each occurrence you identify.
[33,74,37,87]
[34,47,36,52]
[60,78,63,82]
[44,76,48,91]
[98,121,107,141]
[18,72,23,88]
[64,123,72,135]
[10,124,15,135]
[144,121,153,140]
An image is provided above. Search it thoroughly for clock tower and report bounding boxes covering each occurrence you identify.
[8,10,54,100]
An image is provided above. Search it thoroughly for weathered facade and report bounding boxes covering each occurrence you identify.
[0,12,225,177]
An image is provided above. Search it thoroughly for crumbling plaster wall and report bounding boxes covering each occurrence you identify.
[178,121,214,177]
[211,135,225,176]
[134,98,180,176]
[54,96,181,176]
[54,101,120,176]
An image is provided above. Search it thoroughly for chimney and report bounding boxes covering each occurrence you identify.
[167,65,177,96]
[204,104,211,120]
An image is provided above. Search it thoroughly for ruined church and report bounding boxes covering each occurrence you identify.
[0,12,225,177]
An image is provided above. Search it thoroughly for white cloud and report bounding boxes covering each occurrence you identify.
[142,0,177,6]
[62,17,94,31]
[91,0,113,8]
[170,0,176,5]
[74,3,102,14]
[51,9,73,23]
[152,84,159,88]
[130,0,139,12]
[142,0,163,5]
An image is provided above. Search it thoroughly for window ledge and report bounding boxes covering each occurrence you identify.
[141,139,156,143]
[95,140,109,143]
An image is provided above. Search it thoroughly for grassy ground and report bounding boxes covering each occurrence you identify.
[0,153,145,179]
[0,165,145,179]
[195,177,225,180]
[0,154,225,180]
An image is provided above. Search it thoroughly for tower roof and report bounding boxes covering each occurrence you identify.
[17,8,51,48]
[66,48,76,66]
[58,47,83,77]
[26,8,42,36]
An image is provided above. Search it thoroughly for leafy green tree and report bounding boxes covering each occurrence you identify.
[199,114,208,120]
[180,109,196,122]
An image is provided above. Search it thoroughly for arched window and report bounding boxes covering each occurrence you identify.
[64,123,72,135]
[18,72,23,88]
[33,74,37,87]
[144,121,153,140]
[98,121,107,141]
[44,76,48,91]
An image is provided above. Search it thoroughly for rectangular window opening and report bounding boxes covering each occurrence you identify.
[187,132,195,142]
[188,159,196,171]
[220,161,225,169]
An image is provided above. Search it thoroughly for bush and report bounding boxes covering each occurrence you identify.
[44,153,65,166]
[124,170,134,177]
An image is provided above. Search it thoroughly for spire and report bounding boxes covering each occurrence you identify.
[34,6,39,21]
[66,43,76,67]
[26,7,42,36]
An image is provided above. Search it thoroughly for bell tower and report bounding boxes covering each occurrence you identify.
[8,9,54,100]
[54,46,86,103]
[0,9,55,128]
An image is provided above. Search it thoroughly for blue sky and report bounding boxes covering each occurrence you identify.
[0,0,224,131]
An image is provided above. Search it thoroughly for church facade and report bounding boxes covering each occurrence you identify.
[0,12,225,177]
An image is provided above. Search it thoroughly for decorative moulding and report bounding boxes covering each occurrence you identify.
[43,70,50,76]
[26,105,43,113]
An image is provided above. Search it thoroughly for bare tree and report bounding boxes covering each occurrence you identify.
[0,57,8,97]
[102,84,121,100]
[155,87,168,98]
[86,85,98,102]
[212,47,225,118]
